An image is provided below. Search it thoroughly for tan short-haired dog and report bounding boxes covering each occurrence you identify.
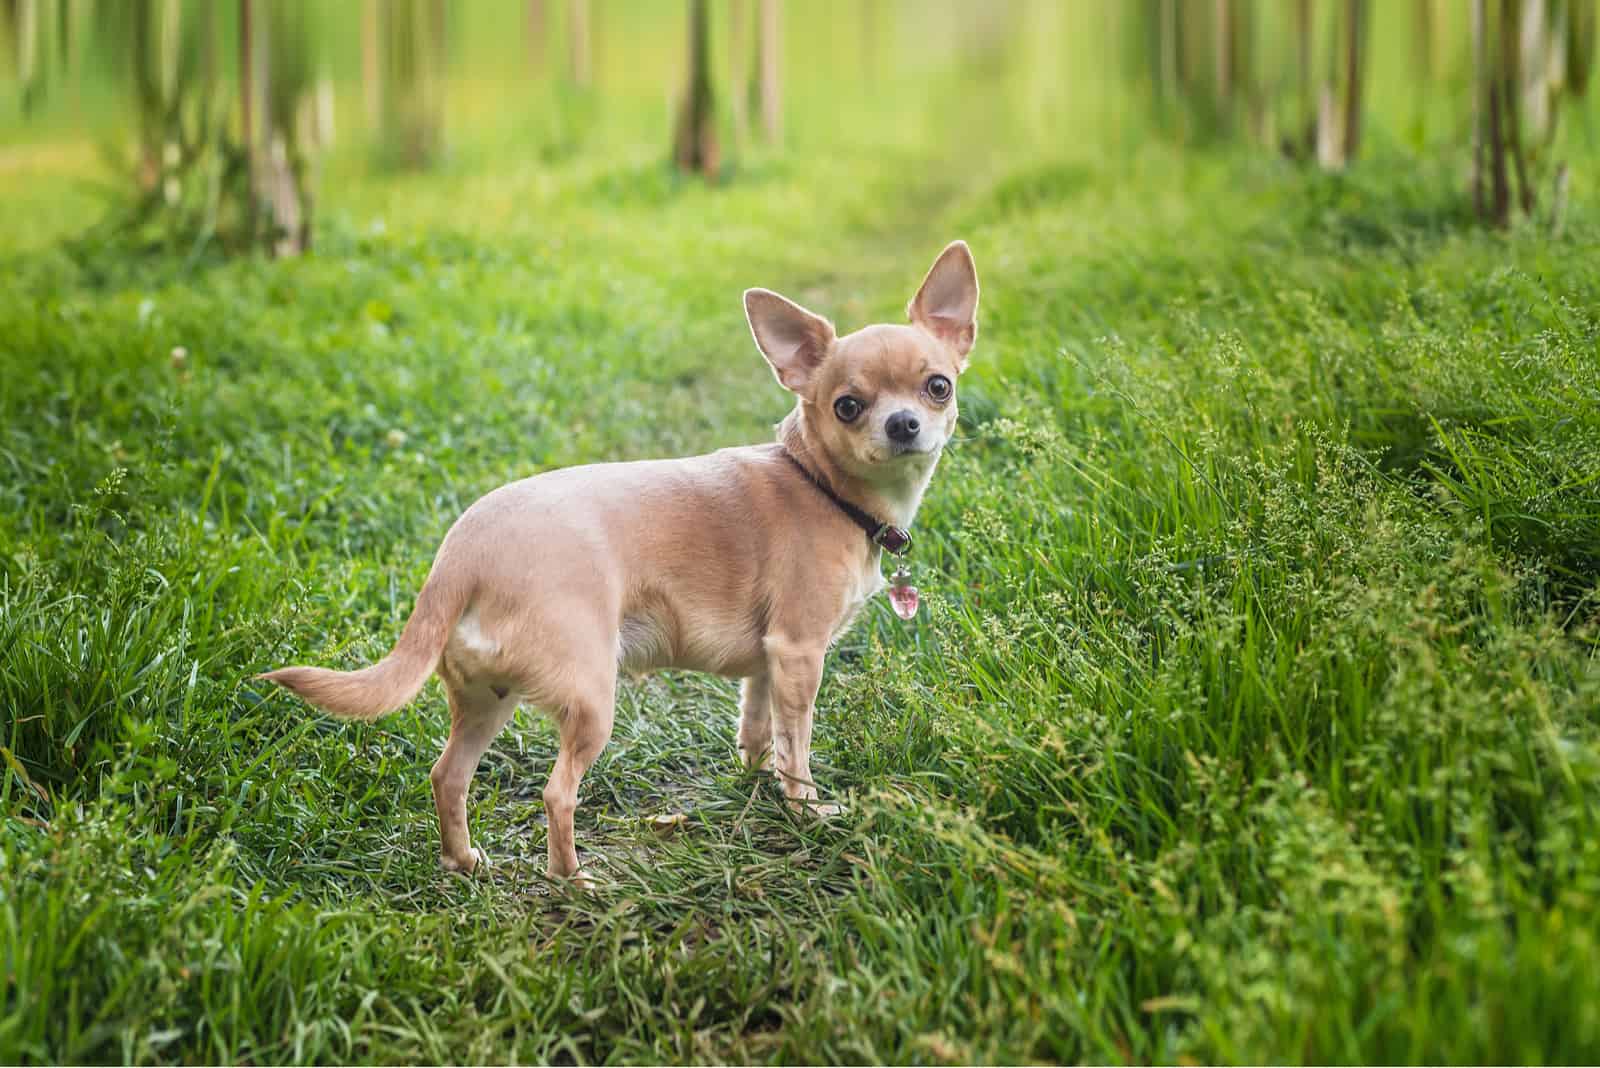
[262,241,979,883]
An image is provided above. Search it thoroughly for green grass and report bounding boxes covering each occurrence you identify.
[4,23,1600,1064]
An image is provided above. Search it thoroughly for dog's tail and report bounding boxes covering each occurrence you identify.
[258,561,470,722]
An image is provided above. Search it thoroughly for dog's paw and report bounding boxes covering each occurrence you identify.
[787,797,844,819]
[737,743,773,771]
[440,847,487,875]
[546,866,598,891]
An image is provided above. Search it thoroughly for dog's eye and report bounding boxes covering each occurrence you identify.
[833,396,864,423]
[926,375,953,402]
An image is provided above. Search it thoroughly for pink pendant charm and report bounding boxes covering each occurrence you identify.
[888,565,919,621]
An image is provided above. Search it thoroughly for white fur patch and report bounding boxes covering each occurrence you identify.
[454,609,501,658]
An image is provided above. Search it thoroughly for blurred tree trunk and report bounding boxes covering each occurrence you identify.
[1214,0,1231,112]
[239,0,254,193]
[1488,75,1511,223]
[18,0,41,114]
[1311,0,1368,168]
[757,0,780,144]
[261,2,312,254]
[1470,0,1591,226]
[1157,0,1180,114]
[527,0,545,76]
[1341,0,1366,159]
[672,0,719,177]
[378,0,445,168]
[1472,0,1489,217]
[1572,0,1597,97]
[362,0,379,125]
[1231,0,1260,141]
[1500,0,1532,215]
[1295,0,1314,155]
[727,0,747,147]
[1412,0,1434,138]
[131,0,160,189]
[1414,0,1435,79]
[253,0,269,152]
[568,0,590,87]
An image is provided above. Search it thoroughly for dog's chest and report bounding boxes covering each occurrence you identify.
[830,560,887,644]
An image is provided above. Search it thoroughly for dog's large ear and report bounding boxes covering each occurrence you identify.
[908,240,979,367]
[744,288,836,392]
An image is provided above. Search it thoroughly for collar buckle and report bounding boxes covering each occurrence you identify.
[873,523,913,556]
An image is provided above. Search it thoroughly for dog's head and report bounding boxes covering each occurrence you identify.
[744,241,979,485]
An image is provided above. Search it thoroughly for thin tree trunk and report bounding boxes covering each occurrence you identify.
[1500,0,1534,215]
[129,0,160,190]
[430,0,446,155]
[1503,76,1534,214]
[1215,0,1231,110]
[1488,74,1511,224]
[527,0,545,76]
[239,0,254,193]
[158,0,178,105]
[758,0,780,144]
[1519,0,1548,140]
[1413,0,1433,137]
[673,0,718,176]
[1312,0,1337,167]
[1160,0,1179,109]
[1341,0,1366,160]
[1296,0,1313,155]
[1472,0,1486,216]
[1414,0,1434,77]
[728,0,747,146]
[568,0,590,87]
[67,0,86,117]
[20,0,38,85]
[1316,81,1341,166]
[362,0,380,126]
[255,0,269,169]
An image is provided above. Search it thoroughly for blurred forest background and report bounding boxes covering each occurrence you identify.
[3,0,1597,254]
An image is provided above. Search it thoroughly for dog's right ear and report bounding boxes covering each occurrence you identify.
[744,288,836,392]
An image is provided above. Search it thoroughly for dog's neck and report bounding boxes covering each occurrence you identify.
[777,407,938,532]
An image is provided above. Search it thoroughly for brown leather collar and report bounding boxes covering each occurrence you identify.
[782,451,912,556]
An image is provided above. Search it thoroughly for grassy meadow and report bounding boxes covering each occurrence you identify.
[3,3,1600,1063]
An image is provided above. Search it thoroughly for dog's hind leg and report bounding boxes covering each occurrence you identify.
[540,666,617,884]
[431,680,517,874]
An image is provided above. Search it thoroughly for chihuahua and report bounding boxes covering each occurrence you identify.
[262,241,979,884]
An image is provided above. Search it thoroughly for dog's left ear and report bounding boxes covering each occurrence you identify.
[908,240,979,368]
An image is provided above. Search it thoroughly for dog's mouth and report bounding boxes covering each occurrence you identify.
[858,437,944,468]
[886,440,940,459]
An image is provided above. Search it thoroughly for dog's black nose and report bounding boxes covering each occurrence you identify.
[886,410,921,444]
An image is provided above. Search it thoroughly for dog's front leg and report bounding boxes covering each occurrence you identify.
[737,673,773,770]
[762,634,837,815]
